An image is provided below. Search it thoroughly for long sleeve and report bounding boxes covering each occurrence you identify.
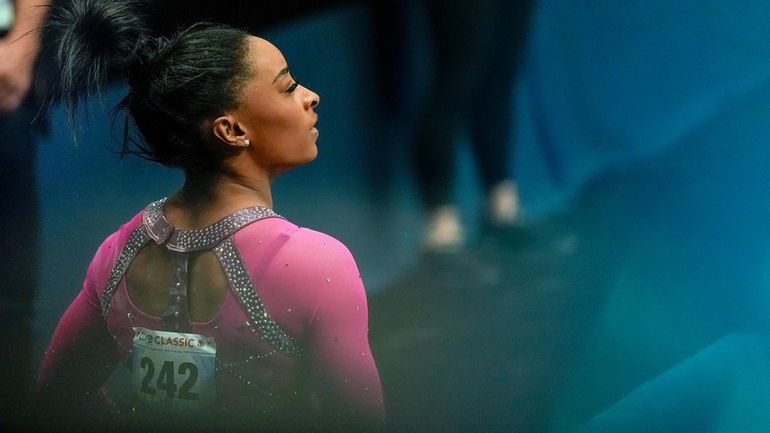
[302,237,385,424]
[37,233,121,416]
[243,224,386,428]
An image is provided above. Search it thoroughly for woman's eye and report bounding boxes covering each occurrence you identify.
[287,81,299,93]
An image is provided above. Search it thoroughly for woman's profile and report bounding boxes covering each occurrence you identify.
[36,0,384,431]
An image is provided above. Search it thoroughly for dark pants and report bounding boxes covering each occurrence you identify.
[0,99,40,426]
[414,0,533,207]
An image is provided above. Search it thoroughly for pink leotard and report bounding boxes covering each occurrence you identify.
[38,199,384,427]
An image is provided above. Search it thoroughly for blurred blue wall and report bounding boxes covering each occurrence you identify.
[515,1,770,431]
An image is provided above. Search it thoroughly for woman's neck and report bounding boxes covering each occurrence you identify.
[165,172,274,229]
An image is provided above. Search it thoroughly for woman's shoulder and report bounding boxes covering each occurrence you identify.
[236,218,365,317]
[82,208,146,296]
[237,216,354,259]
[234,217,359,286]
[93,209,145,258]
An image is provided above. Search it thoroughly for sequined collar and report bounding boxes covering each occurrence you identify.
[142,198,283,252]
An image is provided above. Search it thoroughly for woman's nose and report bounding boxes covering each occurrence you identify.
[304,90,320,109]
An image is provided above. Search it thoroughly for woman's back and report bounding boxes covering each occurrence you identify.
[126,245,228,322]
[39,199,384,430]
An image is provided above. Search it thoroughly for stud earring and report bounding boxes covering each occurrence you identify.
[237,139,250,147]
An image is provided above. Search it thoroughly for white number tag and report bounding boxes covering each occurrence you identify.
[0,0,14,33]
[132,327,217,411]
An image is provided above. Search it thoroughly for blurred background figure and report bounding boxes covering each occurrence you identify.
[0,0,50,427]
[411,0,533,251]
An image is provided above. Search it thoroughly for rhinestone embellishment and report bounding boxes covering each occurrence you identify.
[101,199,302,363]
[143,198,282,252]
[215,238,303,357]
[100,227,150,316]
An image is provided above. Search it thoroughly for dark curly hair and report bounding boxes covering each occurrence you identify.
[48,0,253,174]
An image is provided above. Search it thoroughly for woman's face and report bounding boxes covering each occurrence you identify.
[234,36,320,175]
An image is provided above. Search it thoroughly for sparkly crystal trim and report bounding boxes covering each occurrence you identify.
[214,238,303,357]
[100,227,150,316]
[143,198,282,252]
[217,350,277,369]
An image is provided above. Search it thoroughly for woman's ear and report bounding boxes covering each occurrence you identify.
[212,115,248,147]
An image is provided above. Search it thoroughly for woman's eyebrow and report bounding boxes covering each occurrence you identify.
[273,66,290,84]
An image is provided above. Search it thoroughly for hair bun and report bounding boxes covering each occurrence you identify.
[49,0,150,113]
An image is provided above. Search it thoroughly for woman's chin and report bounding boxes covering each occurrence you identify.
[275,150,318,176]
[304,143,319,162]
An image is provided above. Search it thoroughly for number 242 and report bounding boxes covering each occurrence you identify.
[140,357,199,400]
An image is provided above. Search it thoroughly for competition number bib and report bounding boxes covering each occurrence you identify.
[132,327,216,410]
[0,0,13,33]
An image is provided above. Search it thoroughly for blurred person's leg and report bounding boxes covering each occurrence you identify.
[470,0,534,228]
[0,98,40,428]
[371,0,410,116]
[366,0,411,195]
[416,0,496,250]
